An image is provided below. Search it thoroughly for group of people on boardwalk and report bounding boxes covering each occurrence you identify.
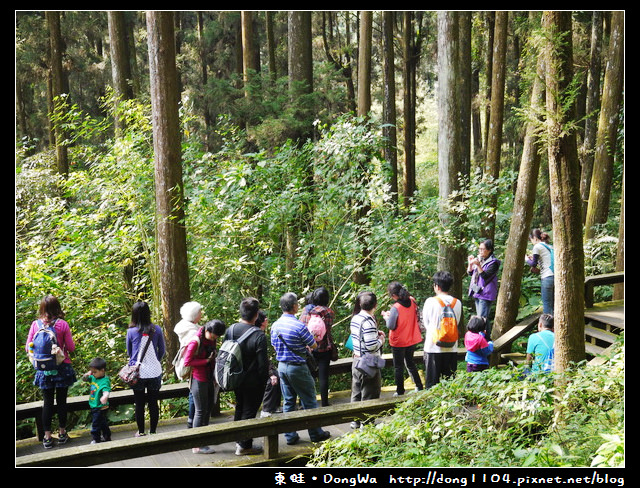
[23,229,555,453]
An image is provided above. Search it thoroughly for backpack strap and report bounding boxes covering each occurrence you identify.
[435,297,456,309]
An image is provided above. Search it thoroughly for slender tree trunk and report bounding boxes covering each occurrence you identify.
[146,11,191,362]
[543,11,585,372]
[584,11,624,240]
[108,11,134,134]
[402,12,416,202]
[437,11,465,304]
[492,54,545,345]
[46,11,68,176]
[353,10,373,285]
[483,11,507,241]
[286,11,314,272]
[579,11,603,220]
[382,11,398,208]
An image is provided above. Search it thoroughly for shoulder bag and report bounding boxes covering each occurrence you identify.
[119,332,152,387]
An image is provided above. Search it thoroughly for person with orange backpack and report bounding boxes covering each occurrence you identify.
[421,271,463,389]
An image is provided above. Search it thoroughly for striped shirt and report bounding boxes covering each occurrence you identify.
[271,313,316,363]
[350,311,383,357]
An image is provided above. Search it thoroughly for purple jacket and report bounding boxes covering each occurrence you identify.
[468,255,500,301]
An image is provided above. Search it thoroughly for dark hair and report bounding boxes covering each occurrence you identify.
[387,281,411,306]
[254,310,268,327]
[481,239,494,253]
[467,315,487,333]
[240,297,260,322]
[279,292,298,313]
[204,319,226,337]
[89,357,107,371]
[353,291,377,314]
[130,301,154,334]
[530,229,551,243]
[539,313,554,330]
[38,295,65,323]
[312,287,330,307]
[432,271,454,292]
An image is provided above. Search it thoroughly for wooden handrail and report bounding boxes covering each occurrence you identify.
[16,394,406,467]
[584,271,624,308]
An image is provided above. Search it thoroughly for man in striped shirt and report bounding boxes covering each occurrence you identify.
[271,292,331,445]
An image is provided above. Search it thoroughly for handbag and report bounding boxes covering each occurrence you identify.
[278,333,319,376]
[119,332,152,387]
[354,316,385,378]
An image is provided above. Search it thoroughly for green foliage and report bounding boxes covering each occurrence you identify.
[308,336,624,467]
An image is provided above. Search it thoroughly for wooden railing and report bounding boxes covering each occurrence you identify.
[16,394,406,467]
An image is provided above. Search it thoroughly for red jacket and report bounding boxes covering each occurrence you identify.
[389,298,423,348]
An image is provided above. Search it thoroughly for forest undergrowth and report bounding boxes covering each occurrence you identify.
[308,336,624,468]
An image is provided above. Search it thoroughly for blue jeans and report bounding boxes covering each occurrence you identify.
[277,361,327,443]
[474,298,494,337]
[541,276,554,314]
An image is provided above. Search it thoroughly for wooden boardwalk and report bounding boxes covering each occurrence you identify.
[16,385,407,467]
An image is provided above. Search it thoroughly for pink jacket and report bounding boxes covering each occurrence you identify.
[183,327,216,382]
[25,319,76,363]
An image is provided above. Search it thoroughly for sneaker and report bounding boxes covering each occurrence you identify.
[57,432,69,444]
[235,444,263,456]
[192,446,215,454]
[311,430,331,442]
[350,421,361,429]
[42,437,54,449]
[134,432,146,437]
[285,434,300,445]
[260,411,272,418]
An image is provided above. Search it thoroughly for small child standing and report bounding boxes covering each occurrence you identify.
[82,357,111,444]
[464,315,494,372]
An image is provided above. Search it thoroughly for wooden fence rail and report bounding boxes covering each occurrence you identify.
[16,394,406,467]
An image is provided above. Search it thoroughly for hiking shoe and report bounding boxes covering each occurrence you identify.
[57,432,69,444]
[312,430,331,442]
[235,444,263,455]
[43,437,54,449]
[285,434,300,445]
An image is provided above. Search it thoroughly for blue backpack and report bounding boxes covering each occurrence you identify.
[30,320,63,371]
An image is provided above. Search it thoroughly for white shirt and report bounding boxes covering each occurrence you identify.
[422,294,462,353]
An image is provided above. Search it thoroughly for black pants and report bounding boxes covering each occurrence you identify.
[424,352,458,389]
[313,350,332,406]
[234,383,266,448]
[41,387,68,432]
[392,344,423,394]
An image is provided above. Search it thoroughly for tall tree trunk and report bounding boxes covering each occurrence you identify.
[108,11,134,135]
[382,11,398,208]
[46,11,68,176]
[146,11,191,362]
[543,11,585,372]
[579,11,603,220]
[265,11,277,81]
[458,11,472,179]
[437,11,465,304]
[483,11,507,241]
[241,11,257,99]
[353,10,373,285]
[584,11,624,240]
[492,53,545,345]
[402,12,416,202]
[357,11,372,117]
[286,11,314,273]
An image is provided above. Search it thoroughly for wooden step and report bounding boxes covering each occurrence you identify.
[585,323,618,345]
